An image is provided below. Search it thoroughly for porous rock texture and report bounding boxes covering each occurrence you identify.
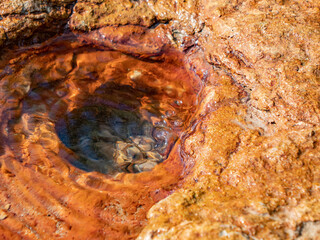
[0,0,76,46]
[1,0,320,239]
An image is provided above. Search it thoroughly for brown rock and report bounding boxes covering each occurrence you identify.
[0,0,76,47]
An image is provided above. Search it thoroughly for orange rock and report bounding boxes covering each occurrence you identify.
[1,0,320,239]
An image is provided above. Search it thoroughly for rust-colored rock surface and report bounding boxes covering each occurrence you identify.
[0,0,76,47]
[0,27,202,239]
[1,0,320,239]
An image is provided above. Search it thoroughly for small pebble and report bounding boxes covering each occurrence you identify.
[128,70,142,80]
[146,151,162,162]
[126,146,142,161]
[0,210,7,220]
[134,162,157,172]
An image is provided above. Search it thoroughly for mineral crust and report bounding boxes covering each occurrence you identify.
[0,0,320,239]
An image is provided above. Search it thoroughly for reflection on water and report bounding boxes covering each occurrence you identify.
[0,31,204,239]
[1,34,199,175]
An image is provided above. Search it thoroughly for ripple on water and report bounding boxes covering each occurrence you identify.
[1,34,200,176]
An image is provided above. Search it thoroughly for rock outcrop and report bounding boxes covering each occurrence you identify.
[1,0,320,239]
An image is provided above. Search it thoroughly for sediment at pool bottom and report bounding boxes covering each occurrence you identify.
[0,33,203,239]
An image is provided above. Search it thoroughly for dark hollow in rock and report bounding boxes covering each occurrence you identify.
[0,33,199,177]
[0,31,201,239]
[56,82,177,175]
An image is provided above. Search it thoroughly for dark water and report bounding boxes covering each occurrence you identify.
[55,83,175,174]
